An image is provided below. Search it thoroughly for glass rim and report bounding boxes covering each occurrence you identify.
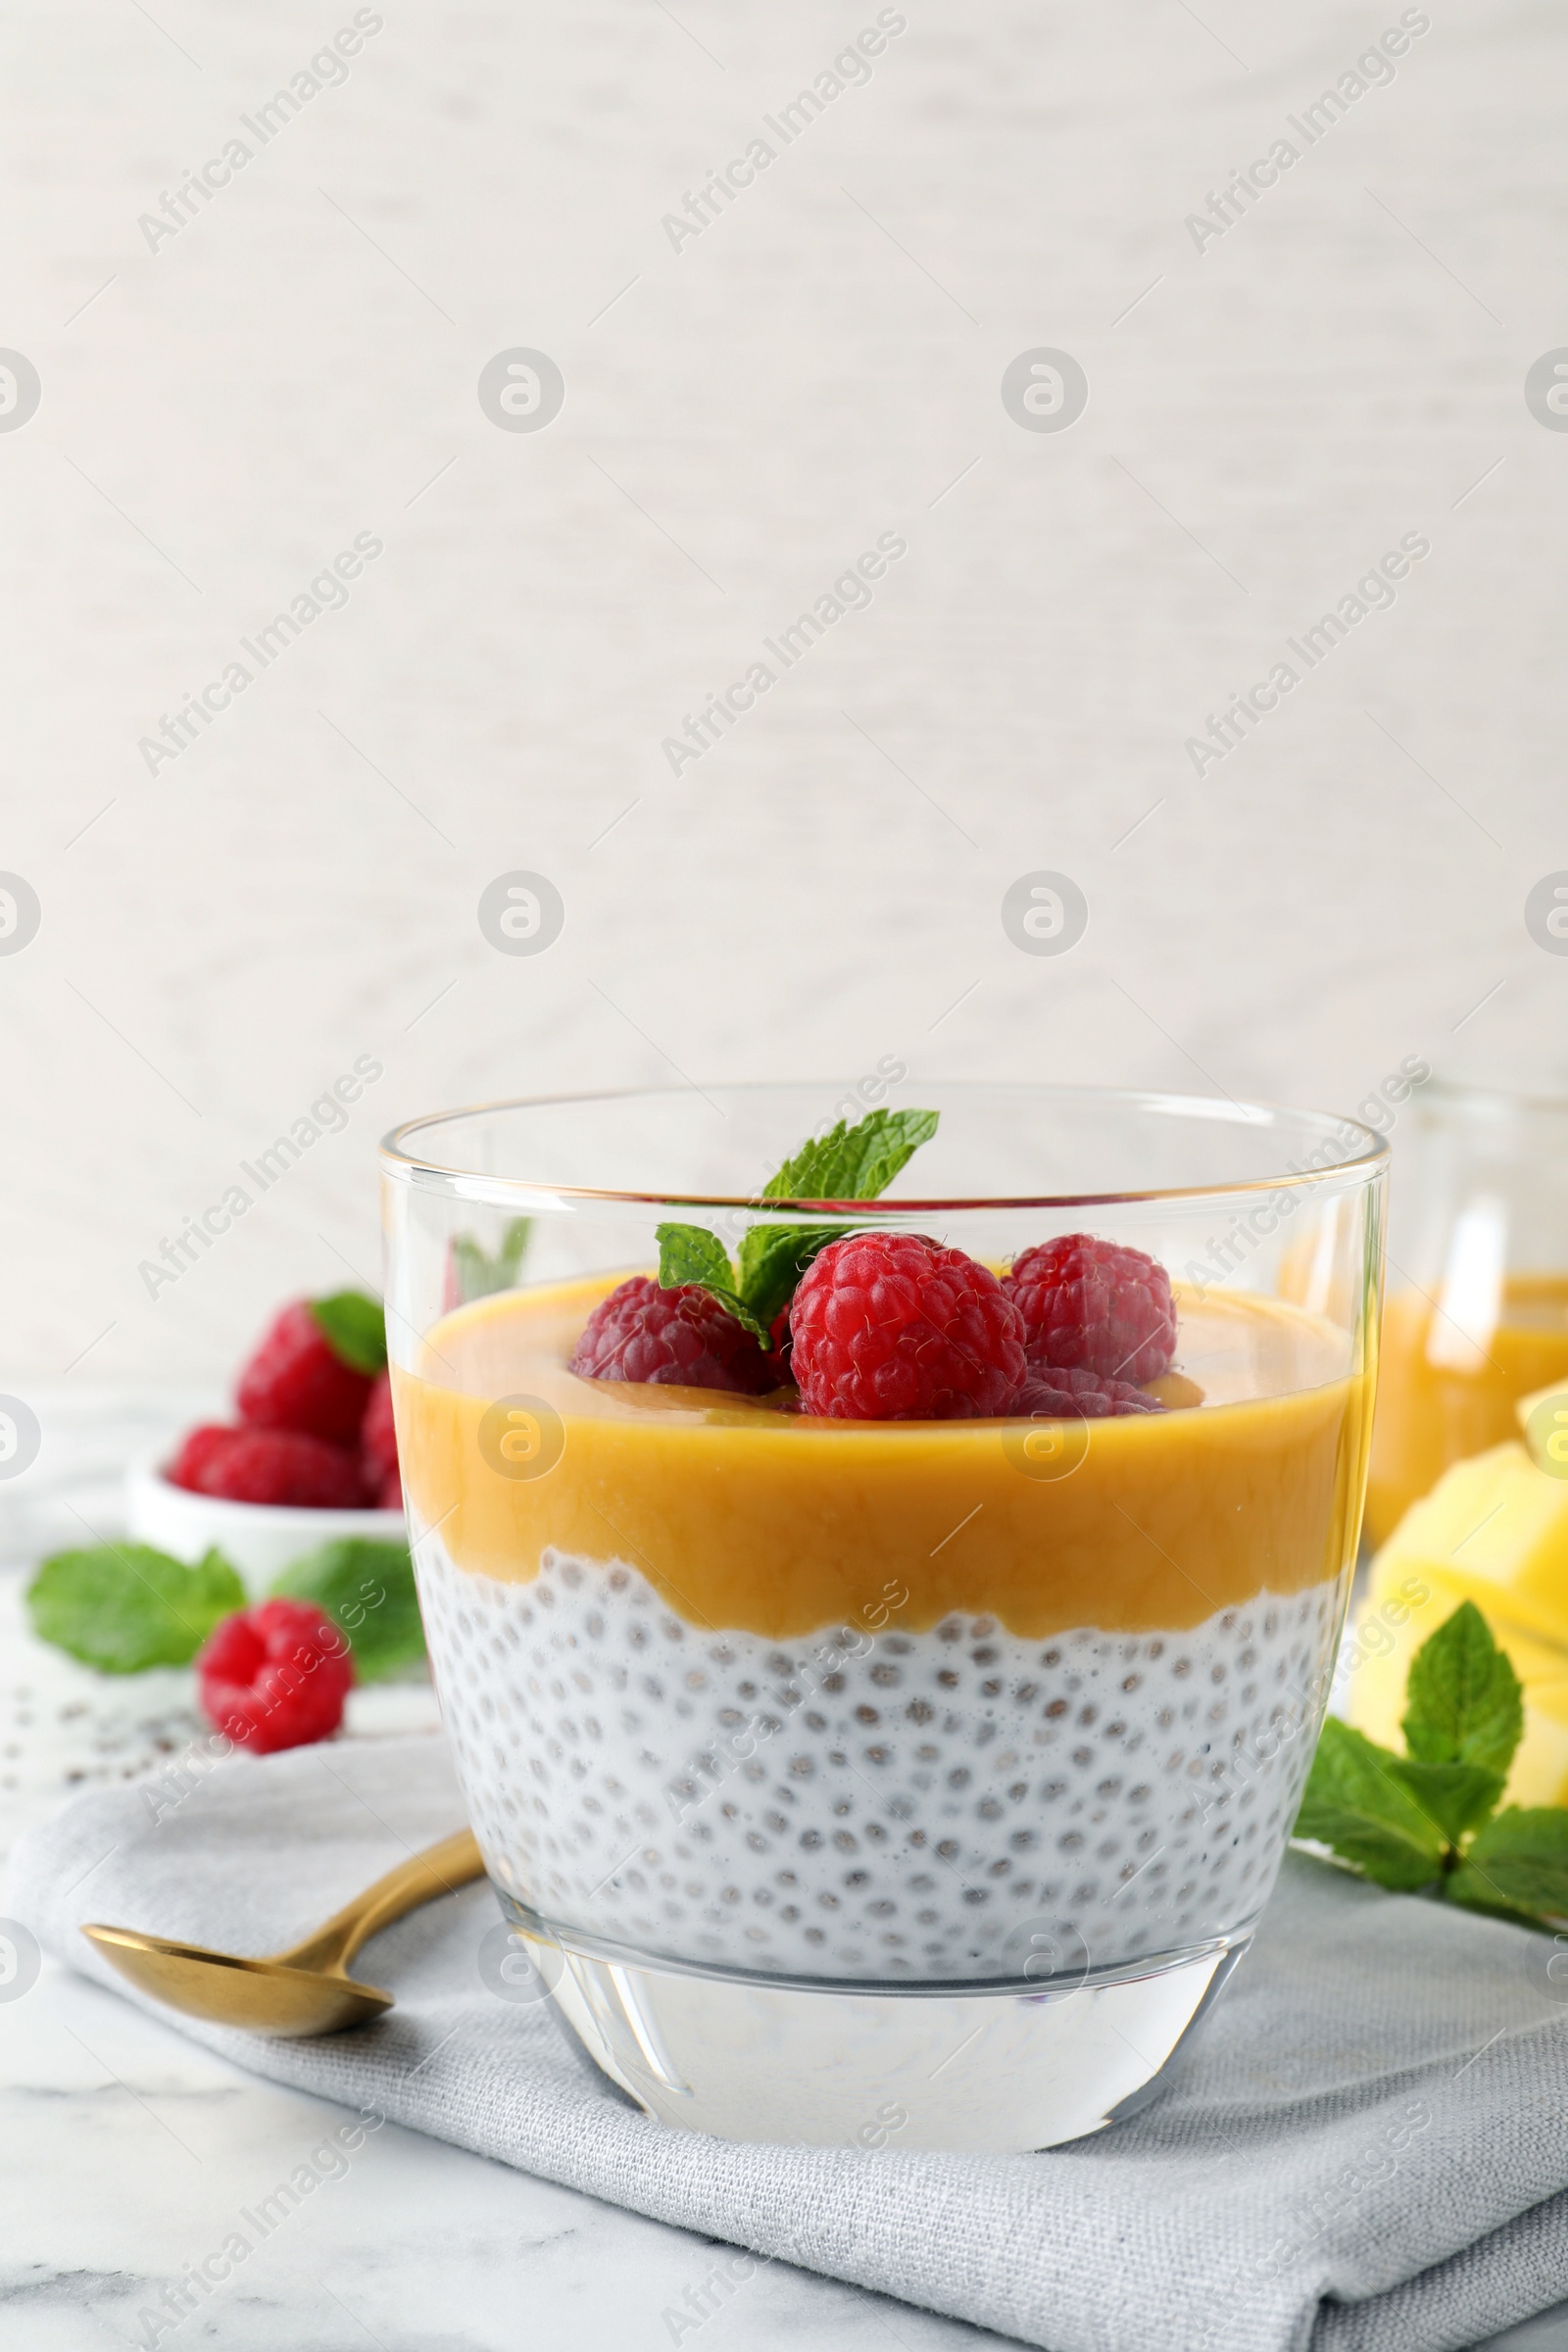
[378,1081,1389,1214]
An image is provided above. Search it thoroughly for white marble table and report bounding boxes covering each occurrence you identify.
[3,1396,1566,2351]
[2,1960,1027,2352]
[6,1961,1568,2352]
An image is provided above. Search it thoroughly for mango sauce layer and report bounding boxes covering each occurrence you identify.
[394,1277,1369,1641]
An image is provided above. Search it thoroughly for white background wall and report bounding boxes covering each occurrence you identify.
[4,0,1565,1389]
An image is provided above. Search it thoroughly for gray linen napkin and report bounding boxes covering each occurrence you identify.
[10,1732,1568,2352]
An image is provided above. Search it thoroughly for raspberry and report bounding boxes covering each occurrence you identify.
[166,1424,240,1492]
[235,1299,373,1446]
[1004,1234,1177,1386]
[197,1598,354,1754]
[168,1425,368,1508]
[790,1234,1027,1421]
[768,1303,796,1381]
[361,1369,399,1488]
[570,1276,775,1395]
[378,1466,404,1512]
[1013,1367,1166,1420]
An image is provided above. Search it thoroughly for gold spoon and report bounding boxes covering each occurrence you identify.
[80,1828,484,2037]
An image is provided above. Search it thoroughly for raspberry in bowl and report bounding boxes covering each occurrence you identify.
[381,1085,1386,2153]
[126,1295,406,1588]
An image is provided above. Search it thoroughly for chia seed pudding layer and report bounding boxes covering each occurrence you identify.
[416,1536,1345,1982]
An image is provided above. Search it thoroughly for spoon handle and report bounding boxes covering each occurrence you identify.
[281,1828,486,1976]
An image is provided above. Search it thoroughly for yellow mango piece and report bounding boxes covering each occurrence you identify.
[1340,1577,1441,1750]
[1509,1678,1568,1808]
[1342,1547,1568,1807]
[1365,1551,1568,1680]
[1386,1443,1568,1649]
[1345,1563,1561,1722]
[1518,1380,1568,1478]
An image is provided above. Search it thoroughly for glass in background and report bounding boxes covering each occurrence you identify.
[1365,1084,1568,1547]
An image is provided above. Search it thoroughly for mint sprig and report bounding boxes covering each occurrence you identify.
[25,1531,426,1686]
[1450,1808,1568,1922]
[656,1106,940,1348]
[1402,1598,1522,1773]
[1387,1758,1507,1844]
[654,1223,770,1342]
[26,1543,246,1673]
[309,1290,387,1375]
[1295,1600,1568,1929]
[270,1537,425,1683]
[451,1218,532,1304]
[759,1107,940,1204]
[1295,1721,1446,1889]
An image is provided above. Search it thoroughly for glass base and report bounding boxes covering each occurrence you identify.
[500,1896,1250,2153]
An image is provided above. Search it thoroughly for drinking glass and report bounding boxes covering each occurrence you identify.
[1365,1083,1568,1548]
[380,1083,1385,2152]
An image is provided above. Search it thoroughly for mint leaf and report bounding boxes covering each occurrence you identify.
[654,1110,941,1350]
[270,1539,425,1683]
[1295,1719,1446,1890]
[310,1290,387,1376]
[654,1224,769,1344]
[733,1223,841,1332]
[761,1106,940,1203]
[734,1107,942,1328]
[1448,1808,1568,1924]
[658,1223,736,1292]
[1402,1601,1523,1775]
[1388,1757,1505,1844]
[451,1218,531,1303]
[26,1544,245,1673]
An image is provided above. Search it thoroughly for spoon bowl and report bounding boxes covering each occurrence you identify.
[82,1827,484,2037]
[80,1925,395,2036]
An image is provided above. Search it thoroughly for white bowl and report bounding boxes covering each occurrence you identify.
[125,1454,407,1592]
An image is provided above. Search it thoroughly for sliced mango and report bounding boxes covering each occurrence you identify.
[1380,1442,1568,1650]
[1342,1507,1568,1808]
[1509,1677,1568,1809]
[1342,1596,1568,1807]
[1518,1379,1568,1479]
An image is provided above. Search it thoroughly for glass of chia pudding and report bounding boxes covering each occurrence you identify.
[381,1084,1385,2152]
